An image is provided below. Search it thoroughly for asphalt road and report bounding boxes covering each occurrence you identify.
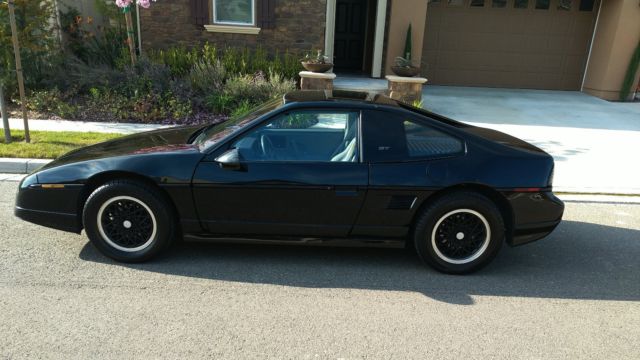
[1,181,639,359]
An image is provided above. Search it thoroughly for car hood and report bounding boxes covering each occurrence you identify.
[40,125,204,170]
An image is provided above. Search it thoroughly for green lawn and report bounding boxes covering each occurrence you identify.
[0,130,123,159]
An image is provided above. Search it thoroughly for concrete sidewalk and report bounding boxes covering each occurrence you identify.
[6,118,169,134]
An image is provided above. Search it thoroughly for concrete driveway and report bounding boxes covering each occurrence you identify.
[422,86,640,194]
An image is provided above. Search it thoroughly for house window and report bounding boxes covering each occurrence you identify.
[579,0,594,11]
[514,0,528,8]
[492,0,507,8]
[535,0,550,9]
[213,0,255,26]
[558,0,571,10]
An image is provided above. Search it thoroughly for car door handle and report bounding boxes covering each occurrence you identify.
[335,189,359,197]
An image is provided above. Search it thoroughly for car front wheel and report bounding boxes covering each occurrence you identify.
[413,192,505,274]
[83,180,176,262]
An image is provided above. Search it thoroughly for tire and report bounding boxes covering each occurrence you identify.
[413,192,504,274]
[82,180,176,262]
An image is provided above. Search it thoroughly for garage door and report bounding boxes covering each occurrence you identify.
[422,0,599,90]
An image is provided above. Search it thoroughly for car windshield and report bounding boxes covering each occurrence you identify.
[193,98,283,150]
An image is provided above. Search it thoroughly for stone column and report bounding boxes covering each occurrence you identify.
[299,71,336,91]
[386,75,428,104]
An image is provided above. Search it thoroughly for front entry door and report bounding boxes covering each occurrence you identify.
[193,109,367,238]
[334,0,368,71]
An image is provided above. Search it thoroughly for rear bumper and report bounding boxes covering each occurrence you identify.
[511,219,562,246]
[15,206,81,233]
[505,191,564,246]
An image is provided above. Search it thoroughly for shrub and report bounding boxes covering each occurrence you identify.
[8,35,299,123]
[224,71,290,103]
[149,44,302,80]
[620,40,640,101]
[220,70,295,115]
[48,56,126,92]
[28,88,79,119]
[149,46,199,77]
[204,92,234,114]
[230,99,254,118]
[189,59,227,95]
[84,87,193,123]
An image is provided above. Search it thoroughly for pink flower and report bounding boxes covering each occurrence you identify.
[115,0,156,8]
[115,0,133,8]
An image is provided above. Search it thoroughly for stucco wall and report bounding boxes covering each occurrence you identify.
[583,0,640,100]
[383,0,427,76]
[139,0,326,56]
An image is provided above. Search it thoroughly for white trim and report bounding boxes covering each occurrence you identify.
[299,71,337,79]
[581,0,603,91]
[204,24,261,34]
[371,0,388,78]
[385,75,428,84]
[212,0,256,27]
[324,0,337,63]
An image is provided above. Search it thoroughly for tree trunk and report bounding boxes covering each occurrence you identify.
[0,85,11,144]
[8,0,30,143]
[124,7,137,65]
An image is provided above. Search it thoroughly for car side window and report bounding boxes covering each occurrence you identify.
[231,110,360,162]
[404,119,463,158]
[363,110,463,162]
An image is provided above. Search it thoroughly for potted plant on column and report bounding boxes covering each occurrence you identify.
[391,24,420,77]
[301,49,333,73]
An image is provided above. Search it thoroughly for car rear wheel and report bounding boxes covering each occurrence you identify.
[413,192,504,274]
[83,180,175,262]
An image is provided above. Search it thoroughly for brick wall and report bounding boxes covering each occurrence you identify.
[140,0,327,56]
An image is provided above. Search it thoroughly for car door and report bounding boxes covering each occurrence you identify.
[192,108,368,237]
[352,109,465,238]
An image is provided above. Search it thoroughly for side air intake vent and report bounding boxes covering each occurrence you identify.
[387,196,417,210]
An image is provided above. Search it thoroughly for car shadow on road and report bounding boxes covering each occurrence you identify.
[79,220,640,305]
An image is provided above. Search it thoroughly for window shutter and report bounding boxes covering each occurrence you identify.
[190,0,209,25]
[257,0,276,29]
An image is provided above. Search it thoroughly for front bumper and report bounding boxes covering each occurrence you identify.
[15,206,81,233]
[505,191,565,246]
[15,178,84,234]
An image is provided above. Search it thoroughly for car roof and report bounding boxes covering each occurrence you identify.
[283,90,400,107]
[282,90,470,130]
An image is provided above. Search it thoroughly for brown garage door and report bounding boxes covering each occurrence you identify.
[422,0,599,90]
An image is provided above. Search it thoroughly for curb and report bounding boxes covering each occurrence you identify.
[0,158,52,174]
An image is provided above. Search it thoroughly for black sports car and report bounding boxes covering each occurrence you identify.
[15,90,564,274]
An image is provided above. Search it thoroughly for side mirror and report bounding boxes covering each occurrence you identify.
[215,148,242,170]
